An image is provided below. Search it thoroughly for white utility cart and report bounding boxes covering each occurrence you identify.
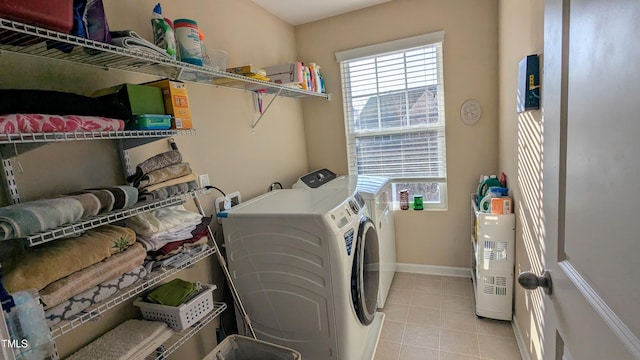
[470,195,515,320]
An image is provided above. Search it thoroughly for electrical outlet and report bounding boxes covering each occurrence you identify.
[215,191,241,223]
[227,191,241,207]
[199,174,211,188]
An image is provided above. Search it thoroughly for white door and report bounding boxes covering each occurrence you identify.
[536,0,640,358]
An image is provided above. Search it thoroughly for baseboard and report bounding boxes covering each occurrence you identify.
[512,316,533,360]
[396,263,471,278]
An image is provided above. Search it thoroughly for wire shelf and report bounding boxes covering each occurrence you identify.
[24,189,208,247]
[0,129,196,145]
[0,18,329,99]
[148,302,227,360]
[49,246,217,339]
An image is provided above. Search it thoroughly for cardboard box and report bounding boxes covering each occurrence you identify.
[144,79,193,129]
[263,62,303,84]
[491,197,513,214]
[92,83,165,118]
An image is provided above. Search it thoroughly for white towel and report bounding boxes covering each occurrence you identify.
[67,319,173,360]
[125,205,202,236]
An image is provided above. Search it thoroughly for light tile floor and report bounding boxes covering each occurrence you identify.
[375,272,522,360]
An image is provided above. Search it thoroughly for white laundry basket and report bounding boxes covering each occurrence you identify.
[134,284,216,331]
[204,335,302,360]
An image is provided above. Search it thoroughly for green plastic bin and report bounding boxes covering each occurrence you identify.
[205,335,301,360]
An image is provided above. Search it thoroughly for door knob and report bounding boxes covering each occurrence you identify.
[518,270,553,295]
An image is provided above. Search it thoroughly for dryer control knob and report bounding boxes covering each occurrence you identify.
[349,200,360,214]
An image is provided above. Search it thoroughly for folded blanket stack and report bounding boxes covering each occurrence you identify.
[0,186,139,241]
[2,225,136,293]
[40,243,146,309]
[45,265,147,326]
[67,319,174,360]
[125,205,203,251]
[0,113,125,134]
[126,150,199,202]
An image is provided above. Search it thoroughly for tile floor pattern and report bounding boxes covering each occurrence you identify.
[375,272,522,360]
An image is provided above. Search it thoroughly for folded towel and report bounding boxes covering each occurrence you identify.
[110,30,171,59]
[148,236,208,261]
[67,319,174,360]
[65,193,101,218]
[135,162,192,189]
[3,225,136,292]
[137,224,198,251]
[0,114,125,134]
[40,243,146,309]
[125,205,202,236]
[147,278,201,307]
[140,173,198,193]
[45,265,147,326]
[70,189,115,213]
[90,186,138,210]
[126,150,182,185]
[0,197,85,240]
[137,180,198,202]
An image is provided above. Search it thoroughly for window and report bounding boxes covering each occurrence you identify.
[336,31,448,210]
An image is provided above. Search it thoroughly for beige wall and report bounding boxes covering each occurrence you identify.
[498,1,544,359]
[296,0,499,267]
[0,0,304,358]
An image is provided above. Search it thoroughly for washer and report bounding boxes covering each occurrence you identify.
[294,169,397,308]
[219,189,384,360]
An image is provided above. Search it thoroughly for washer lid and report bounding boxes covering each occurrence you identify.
[220,188,355,216]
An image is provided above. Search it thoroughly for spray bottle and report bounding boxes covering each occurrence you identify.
[151,3,177,59]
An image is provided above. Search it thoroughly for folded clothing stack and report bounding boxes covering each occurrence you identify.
[0,186,138,241]
[2,225,137,294]
[126,150,199,202]
[67,319,174,360]
[146,278,201,307]
[125,205,203,252]
[147,216,211,261]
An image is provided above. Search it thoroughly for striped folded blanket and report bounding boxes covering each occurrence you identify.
[67,319,174,360]
[137,180,199,202]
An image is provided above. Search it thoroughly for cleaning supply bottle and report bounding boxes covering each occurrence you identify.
[311,63,323,93]
[151,3,176,59]
[174,18,203,66]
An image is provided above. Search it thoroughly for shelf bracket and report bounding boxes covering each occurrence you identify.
[1,158,21,204]
[251,87,283,131]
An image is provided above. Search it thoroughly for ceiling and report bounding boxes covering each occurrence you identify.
[251,0,392,26]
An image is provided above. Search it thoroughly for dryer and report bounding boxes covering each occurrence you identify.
[294,169,397,308]
[219,189,384,360]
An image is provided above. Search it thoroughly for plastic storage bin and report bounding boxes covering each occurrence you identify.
[127,114,172,130]
[134,284,216,331]
[0,0,73,33]
[204,335,302,360]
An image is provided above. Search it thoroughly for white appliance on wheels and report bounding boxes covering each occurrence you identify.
[294,169,397,308]
[219,189,384,360]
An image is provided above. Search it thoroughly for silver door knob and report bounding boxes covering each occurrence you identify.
[518,270,553,295]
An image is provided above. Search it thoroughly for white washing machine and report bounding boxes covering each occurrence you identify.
[219,189,384,360]
[294,169,397,308]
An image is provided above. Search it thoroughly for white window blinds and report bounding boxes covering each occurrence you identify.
[337,32,447,182]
